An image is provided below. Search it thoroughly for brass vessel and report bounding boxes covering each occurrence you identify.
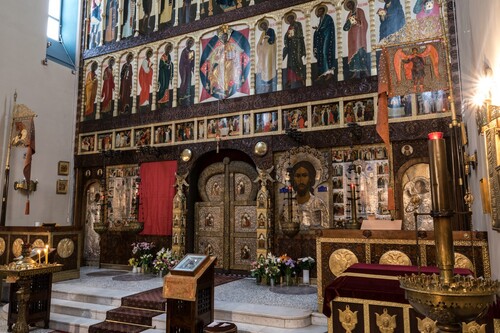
[399,134,499,332]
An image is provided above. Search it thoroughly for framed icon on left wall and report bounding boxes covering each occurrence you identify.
[58,161,70,176]
[56,179,68,194]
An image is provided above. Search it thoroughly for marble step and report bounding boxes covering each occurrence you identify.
[49,312,101,333]
[52,284,134,307]
[51,298,116,321]
[215,300,313,329]
[229,321,328,333]
[48,284,327,333]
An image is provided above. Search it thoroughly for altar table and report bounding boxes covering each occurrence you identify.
[322,263,499,333]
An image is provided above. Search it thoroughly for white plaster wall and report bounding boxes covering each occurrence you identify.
[456,0,500,280]
[0,0,80,227]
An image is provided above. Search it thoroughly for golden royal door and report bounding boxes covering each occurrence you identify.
[195,159,258,271]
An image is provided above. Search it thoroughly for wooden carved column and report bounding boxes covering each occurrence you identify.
[368,0,377,76]
[335,2,344,81]
[255,166,274,260]
[172,172,189,256]
[151,49,158,111]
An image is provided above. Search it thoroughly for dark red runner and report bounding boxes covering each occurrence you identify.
[322,263,473,317]
[89,273,244,333]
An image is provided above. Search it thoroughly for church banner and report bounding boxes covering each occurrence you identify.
[379,41,448,97]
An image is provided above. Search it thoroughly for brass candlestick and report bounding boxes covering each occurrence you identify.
[400,132,499,332]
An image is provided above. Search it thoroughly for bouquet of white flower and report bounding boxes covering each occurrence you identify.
[297,256,315,270]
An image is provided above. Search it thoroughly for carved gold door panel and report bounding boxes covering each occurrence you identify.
[195,159,258,271]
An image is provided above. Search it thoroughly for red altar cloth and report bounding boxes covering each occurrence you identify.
[322,263,473,317]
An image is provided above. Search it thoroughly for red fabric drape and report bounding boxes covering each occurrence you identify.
[138,161,177,235]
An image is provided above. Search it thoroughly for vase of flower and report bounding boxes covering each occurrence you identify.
[142,263,150,274]
[285,273,293,286]
[261,274,268,286]
[132,265,138,273]
[270,277,275,287]
[298,256,315,285]
[255,274,262,285]
[302,269,310,285]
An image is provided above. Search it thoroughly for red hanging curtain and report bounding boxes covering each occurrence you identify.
[138,161,177,235]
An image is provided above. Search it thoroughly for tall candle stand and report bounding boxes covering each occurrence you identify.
[345,168,361,229]
[399,132,499,332]
[280,165,300,238]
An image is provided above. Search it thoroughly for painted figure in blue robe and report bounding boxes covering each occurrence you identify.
[313,5,336,82]
[377,0,405,41]
[217,0,236,11]
[89,0,102,49]
[157,43,174,106]
[181,0,192,24]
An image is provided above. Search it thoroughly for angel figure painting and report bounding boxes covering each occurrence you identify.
[391,42,447,95]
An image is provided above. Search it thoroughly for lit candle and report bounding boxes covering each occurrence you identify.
[428,131,454,284]
[45,245,49,264]
[37,249,41,265]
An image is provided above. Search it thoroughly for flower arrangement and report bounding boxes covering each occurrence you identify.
[131,241,155,269]
[153,247,179,273]
[297,256,315,270]
[264,253,281,280]
[250,257,266,279]
[266,265,281,280]
[279,254,297,276]
[132,241,155,256]
[140,253,153,267]
[128,258,139,267]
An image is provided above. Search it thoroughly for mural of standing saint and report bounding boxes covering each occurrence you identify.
[343,0,370,79]
[104,0,118,43]
[157,43,174,106]
[121,0,135,39]
[413,0,440,19]
[255,18,277,94]
[84,61,98,120]
[283,11,306,89]
[138,48,153,108]
[313,4,336,83]
[178,37,195,106]
[119,53,134,114]
[100,57,116,117]
[199,25,250,101]
[377,0,405,41]
[159,0,174,27]
[88,0,102,49]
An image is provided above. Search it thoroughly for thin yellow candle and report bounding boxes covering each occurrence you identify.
[37,249,41,265]
[44,245,49,264]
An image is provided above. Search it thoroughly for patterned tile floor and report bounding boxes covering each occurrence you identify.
[0,266,320,332]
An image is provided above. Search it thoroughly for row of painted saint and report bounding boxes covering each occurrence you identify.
[87,0,438,49]
[87,0,267,49]
[83,0,442,120]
